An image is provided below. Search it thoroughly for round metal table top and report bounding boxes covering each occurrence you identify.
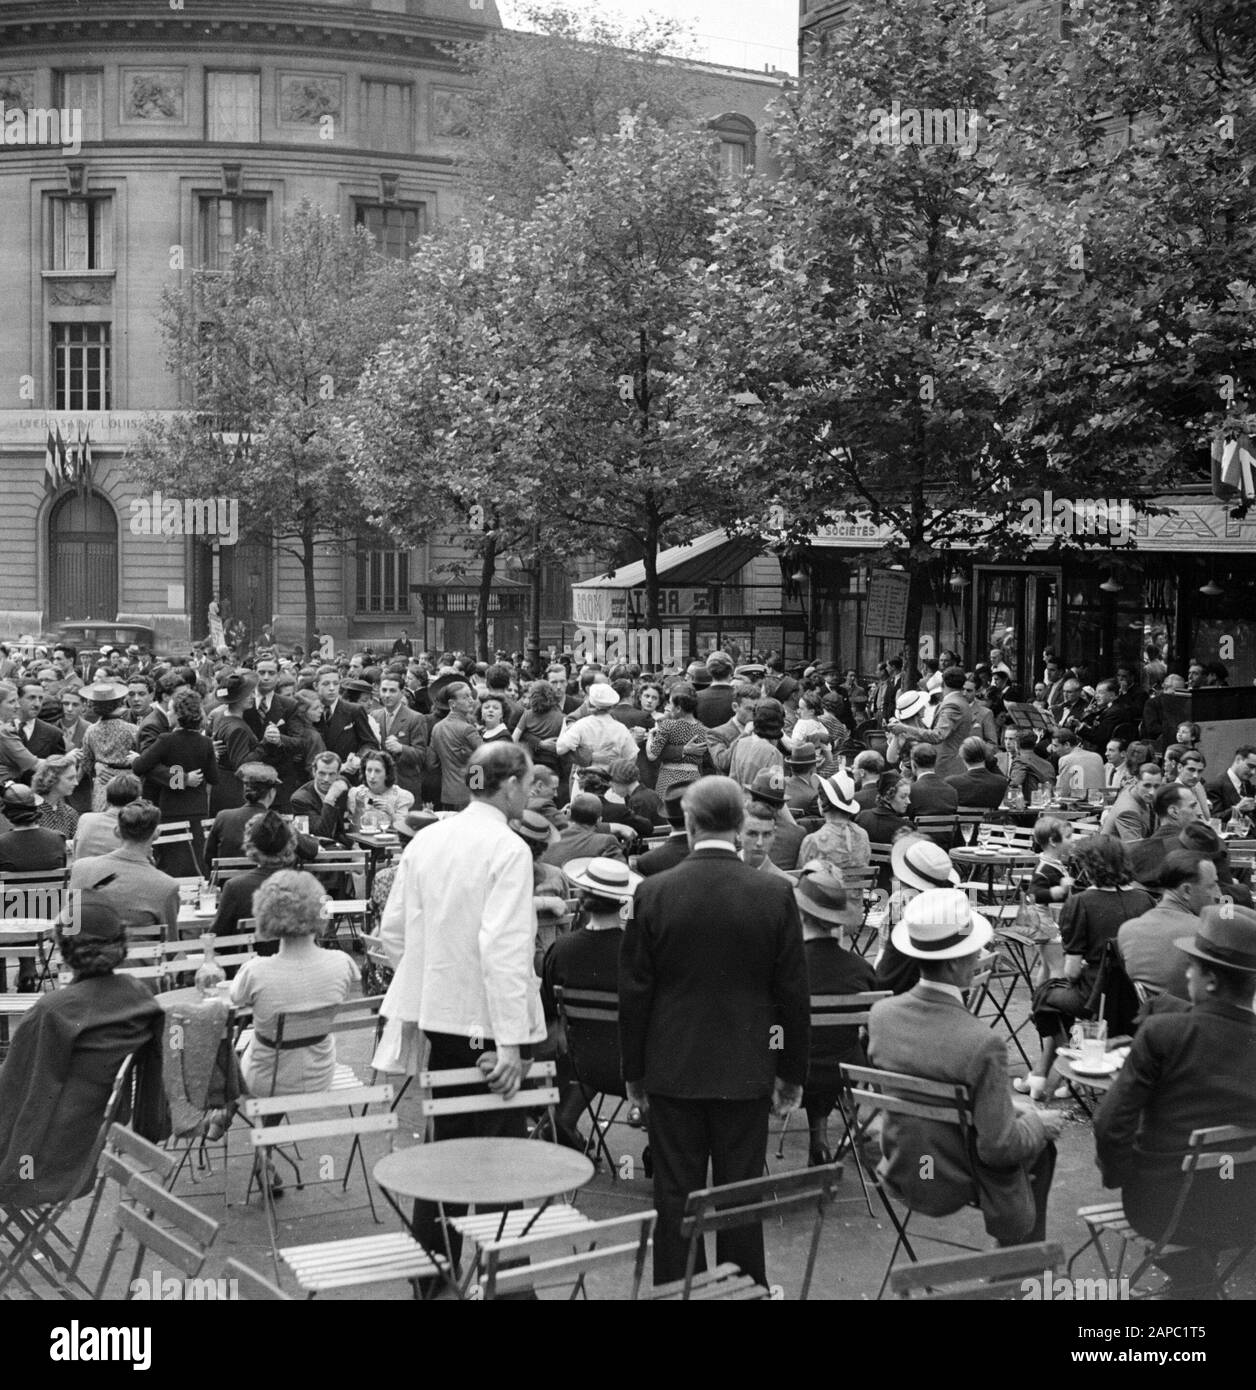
[155,985,234,1012]
[0,918,57,936]
[950,847,1038,865]
[374,1138,594,1208]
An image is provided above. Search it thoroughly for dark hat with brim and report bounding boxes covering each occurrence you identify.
[794,865,855,927]
[1175,904,1256,975]
[784,742,818,769]
[744,765,787,807]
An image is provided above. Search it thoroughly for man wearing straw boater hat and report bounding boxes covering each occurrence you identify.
[867,888,1065,1244]
[1094,903,1256,1293]
[620,775,810,1288]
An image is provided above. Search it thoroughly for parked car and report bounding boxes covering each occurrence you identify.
[55,621,162,675]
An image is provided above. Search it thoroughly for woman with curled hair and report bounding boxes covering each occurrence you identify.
[33,753,81,841]
[346,748,414,832]
[1025,835,1155,1099]
[633,681,666,788]
[0,895,165,1206]
[132,687,218,876]
[229,869,356,1100]
[513,679,564,778]
[646,683,704,796]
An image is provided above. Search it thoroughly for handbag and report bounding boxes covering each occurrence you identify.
[1012,889,1058,944]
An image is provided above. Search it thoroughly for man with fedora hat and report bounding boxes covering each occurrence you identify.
[1094,903,1256,1293]
[868,888,1065,1244]
[873,836,962,995]
[796,863,876,1167]
[782,741,822,817]
[743,767,806,872]
[620,775,810,1288]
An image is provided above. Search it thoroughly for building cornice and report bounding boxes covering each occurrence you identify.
[0,1,494,66]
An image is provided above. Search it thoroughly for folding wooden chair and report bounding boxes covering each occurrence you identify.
[913,814,960,850]
[890,1241,1063,1300]
[478,1210,656,1301]
[244,1083,397,1278]
[648,1164,842,1301]
[419,1061,594,1261]
[107,1171,221,1300]
[964,944,1035,1068]
[0,1053,137,1299]
[71,1123,180,1291]
[1069,1125,1256,1299]
[776,990,891,1216]
[838,1063,982,1299]
[553,985,629,1176]
[209,856,254,887]
[223,1256,293,1300]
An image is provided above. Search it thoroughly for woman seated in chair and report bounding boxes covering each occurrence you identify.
[345,749,415,834]
[1094,905,1256,1296]
[212,810,307,951]
[0,894,165,1208]
[855,772,913,855]
[1023,835,1153,1101]
[795,864,875,1169]
[230,869,357,1102]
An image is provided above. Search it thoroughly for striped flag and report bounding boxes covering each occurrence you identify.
[54,423,72,489]
[44,427,59,489]
[80,423,94,493]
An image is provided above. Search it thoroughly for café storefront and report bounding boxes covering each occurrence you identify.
[572,496,1256,688]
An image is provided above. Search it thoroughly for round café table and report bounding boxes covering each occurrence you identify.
[0,918,58,991]
[950,845,1038,899]
[1054,1054,1121,1119]
[374,1138,595,1296]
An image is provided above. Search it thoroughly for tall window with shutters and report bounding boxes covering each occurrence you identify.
[198,196,267,269]
[56,70,104,142]
[52,324,111,412]
[360,79,413,153]
[356,549,410,615]
[207,71,260,142]
[49,197,113,271]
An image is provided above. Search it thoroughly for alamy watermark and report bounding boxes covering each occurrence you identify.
[1019,489,1133,544]
[129,491,239,545]
[865,100,981,152]
[1,104,82,155]
[6,886,80,932]
[570,621,685,668]
[1021,1272,1130,1300]
[128,1270,239,1301]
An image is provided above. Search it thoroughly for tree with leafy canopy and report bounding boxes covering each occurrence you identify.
[345,214,553,662]
[127,200,404,652]
[453,0,702,218]
[675,0,1227,685]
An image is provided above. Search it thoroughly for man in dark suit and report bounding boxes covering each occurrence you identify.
[907,744,959,817]
[15,682,65,761]
[245,655,311,811]
[1076,680,1136,753]
[540,795,625,868]
[309,667,378,778]
[694,653,737,729]
[290,751,352,844]
[945,736,1009,809]
[370,673,430,805]
[1095,906,1256,1292]
[1208,745,1256,824]
[620,775,810,1288]
[1127,783,1203,886]
[868,889,1064,1244]
[634,778,695,877]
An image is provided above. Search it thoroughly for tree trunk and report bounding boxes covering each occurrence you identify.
[302,529,317,657]
[900,559,928,693]
[529,562,542,673]
[642,513,661,636]
[476,533,498,662]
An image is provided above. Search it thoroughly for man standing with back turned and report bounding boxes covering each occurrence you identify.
[619,775,810,1289]
[379,742,544,1264]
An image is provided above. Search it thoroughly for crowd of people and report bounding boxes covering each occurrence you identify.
[1,628,1254,1298]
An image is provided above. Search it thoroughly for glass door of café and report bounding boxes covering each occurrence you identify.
[972,567,1063,696]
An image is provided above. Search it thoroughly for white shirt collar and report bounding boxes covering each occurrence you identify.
[919,980,966,1004]
[692,839,737,853]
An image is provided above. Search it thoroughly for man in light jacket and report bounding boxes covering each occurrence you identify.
[379,741,544,1265]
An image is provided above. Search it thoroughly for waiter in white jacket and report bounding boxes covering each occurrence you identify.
[378,740,544,1264]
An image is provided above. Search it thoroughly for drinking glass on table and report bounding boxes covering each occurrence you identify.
[1073,1018,1108,1068]
[198,882,218,915]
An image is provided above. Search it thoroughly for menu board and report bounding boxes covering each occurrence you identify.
[864,569,911,640]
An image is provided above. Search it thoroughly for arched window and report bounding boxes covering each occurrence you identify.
[49,490,117,622]
[708,113,757,176]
